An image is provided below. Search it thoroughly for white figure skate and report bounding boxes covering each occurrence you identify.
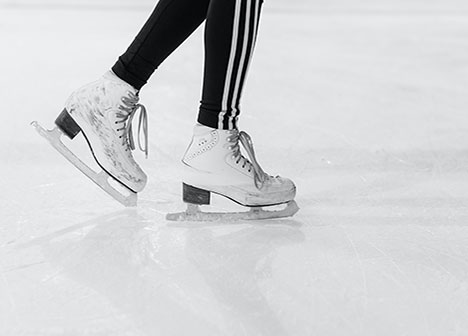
[32,71,148,206]
[166,125,299,221]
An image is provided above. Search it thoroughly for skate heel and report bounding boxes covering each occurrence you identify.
[182,183,211,205]
[55,108,81,139]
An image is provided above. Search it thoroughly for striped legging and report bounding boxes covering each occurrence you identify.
[112,0,264,130]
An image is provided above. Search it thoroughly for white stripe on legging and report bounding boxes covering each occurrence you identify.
[227,0,253,130]
[229,0,261,129]
[219,0,243,129]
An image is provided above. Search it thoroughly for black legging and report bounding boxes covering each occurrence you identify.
[112,0,263,130]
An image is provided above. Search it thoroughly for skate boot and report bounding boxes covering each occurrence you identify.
[32,71,148,206]
[166,124,299,221]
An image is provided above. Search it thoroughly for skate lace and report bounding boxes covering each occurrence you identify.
[115,92,149,158]
[228,130,270,189]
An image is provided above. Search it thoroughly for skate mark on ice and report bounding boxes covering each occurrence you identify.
[339,225,368,333]
[367,242,408,288]
[14,209,138,250]
[0,261,20,327]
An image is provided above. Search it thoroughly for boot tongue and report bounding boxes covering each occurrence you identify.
[126,104,148,158]
[113,101,148,158]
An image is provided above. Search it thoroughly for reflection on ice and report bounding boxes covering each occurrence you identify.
[12,210,304,335]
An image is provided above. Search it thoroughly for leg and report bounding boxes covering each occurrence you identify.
[34,0,211,205]
[198,0,264,130]
[177,0,298,220]
[112,0,210,90]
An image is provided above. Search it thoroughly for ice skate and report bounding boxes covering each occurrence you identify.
[32,71,148,207]
[166,125,299,221]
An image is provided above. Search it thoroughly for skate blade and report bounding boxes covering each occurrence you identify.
[31,121,137,207]
[166,200,299,222]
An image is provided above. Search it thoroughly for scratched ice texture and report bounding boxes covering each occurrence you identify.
[1,0,468,335]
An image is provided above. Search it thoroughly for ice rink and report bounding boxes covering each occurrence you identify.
[2,0,468,334]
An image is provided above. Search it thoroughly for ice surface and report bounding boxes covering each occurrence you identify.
[1,0,468,335]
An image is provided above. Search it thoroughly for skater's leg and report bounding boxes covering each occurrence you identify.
[198,0,264,130]
[178,0,297,216]
[53,0,208,195]
[41,0,213,203]
[112,0,210,90]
